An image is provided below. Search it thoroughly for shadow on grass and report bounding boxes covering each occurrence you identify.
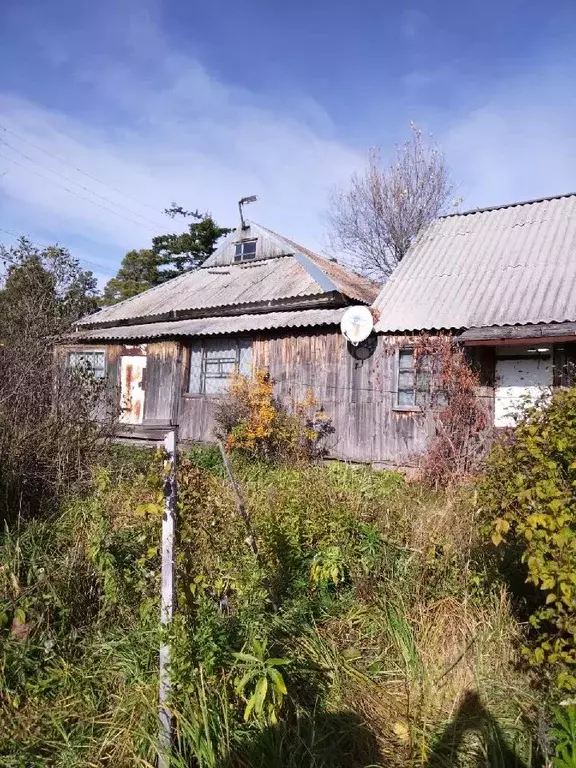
[223,709,383,768]
[424,690,537,768]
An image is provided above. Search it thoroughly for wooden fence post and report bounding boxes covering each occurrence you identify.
[158,428,177,768]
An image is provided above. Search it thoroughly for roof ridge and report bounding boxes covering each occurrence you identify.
[441,191,576,219]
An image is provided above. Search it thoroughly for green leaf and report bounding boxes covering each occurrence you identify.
[233,652,260,664]
[268,667,287,695]
[243,694,257,722]
[235,670,257,695]
[14,607,26,625]
[254,676,268,715]
[266,657,290,667]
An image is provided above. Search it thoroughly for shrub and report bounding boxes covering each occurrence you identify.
[481,387,576,691]
[415,335,493,486]
[214,368,334,463]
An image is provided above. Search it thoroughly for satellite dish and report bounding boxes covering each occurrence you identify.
[340,305,374,346]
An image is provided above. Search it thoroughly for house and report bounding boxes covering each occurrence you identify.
[66,193,576,468]
[372,192,576,433]
[65,221,391,461]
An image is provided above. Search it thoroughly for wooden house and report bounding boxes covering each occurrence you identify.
[66,193,576,467]
[371,192,576,435]
[65,221,402,462]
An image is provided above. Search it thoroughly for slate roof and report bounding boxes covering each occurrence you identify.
[373,193,576,333]
[79,222,377,330]
[70,308,348,341]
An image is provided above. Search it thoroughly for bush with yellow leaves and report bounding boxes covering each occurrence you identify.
[214,369,334,463]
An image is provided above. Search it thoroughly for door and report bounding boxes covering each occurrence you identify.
[494,355,552,427]
[119,355,147,424]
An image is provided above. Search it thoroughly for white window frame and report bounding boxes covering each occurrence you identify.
[233,239,257,263]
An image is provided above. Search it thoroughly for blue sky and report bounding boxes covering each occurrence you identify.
[1,0,576,281]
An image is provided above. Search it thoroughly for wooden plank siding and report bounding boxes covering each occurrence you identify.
[143,342,179,425]
[174,330,436,466]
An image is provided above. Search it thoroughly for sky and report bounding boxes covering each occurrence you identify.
[0,0,575,282]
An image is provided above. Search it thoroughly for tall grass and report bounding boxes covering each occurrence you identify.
[0,448,548,766]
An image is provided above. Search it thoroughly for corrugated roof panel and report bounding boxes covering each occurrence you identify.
[70,308,347,341]
[79,257,326,327]
[78,222,376,329]
[374,193,576,332]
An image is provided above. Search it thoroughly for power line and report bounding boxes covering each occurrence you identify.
[0,227,112,273]
[0,149,160,234]
[0,137,166,231]
[0,121,170,221]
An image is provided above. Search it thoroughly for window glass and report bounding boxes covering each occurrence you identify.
[188,338,253,394]
[233,239,257,262]
[68,350,105,378]
[396,347,442,409]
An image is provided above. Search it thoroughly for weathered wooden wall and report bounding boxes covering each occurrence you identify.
[176,330,435,465]
[253,330,434,464]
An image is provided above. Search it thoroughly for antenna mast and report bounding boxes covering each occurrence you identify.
[238,195,258,229]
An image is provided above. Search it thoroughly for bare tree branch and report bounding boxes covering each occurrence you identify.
[328,124,458,282]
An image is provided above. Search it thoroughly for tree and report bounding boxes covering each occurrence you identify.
[328,124,456,282]
[101,248,165,305]
[102,206,231,305]
[0,238,106,522]
[152,205,231,279]
[0,238,98,340]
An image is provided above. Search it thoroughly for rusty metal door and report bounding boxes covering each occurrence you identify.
[119,355,146,424]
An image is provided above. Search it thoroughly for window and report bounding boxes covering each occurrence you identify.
[396,347,435,409]
[188,338,252,395]
[234,239,257,262]
[68,350,106,379]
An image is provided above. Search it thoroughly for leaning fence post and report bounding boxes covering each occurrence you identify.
[158,428,177,768]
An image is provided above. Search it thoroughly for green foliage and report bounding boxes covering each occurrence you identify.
[0,237,98,336]
[310,547,347,590]
[551,705,576,768]
[233,638,290,724]
[0,238,108,523]
[102,204,230,303]
[0,445,543,766]
[481,387,576,690]
[153,205,231,278]
[101,247,166,304]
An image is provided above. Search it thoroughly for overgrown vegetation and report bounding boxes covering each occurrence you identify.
[0,238,112,523]
[414,335,494,487]
[214,369,334,463]
[0,445,555,767]
[482,388,576,692]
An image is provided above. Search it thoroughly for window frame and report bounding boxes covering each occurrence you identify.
[67,349,107,379]
[393,346,437,412]
[233,239,258,263]
[186,337,253,396]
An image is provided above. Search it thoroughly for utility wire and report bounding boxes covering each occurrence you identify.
[0,227,112,273]
[0,150,161,234]
[0,121,170,221]
[0,137,166,231]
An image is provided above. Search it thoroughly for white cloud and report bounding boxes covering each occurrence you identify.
[0,21,363,277]
[440,59,576,209]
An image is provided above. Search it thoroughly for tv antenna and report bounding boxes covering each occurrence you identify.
[238,195,258,229]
